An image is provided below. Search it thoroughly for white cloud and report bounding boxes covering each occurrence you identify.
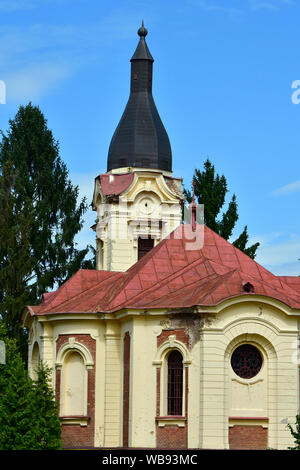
[269,262,300,276]
[190,0,294,14]
[249,231,300,275]
[0,23,83,101]
[189,0,242,16]
[0,0,84,13]
[247,231,284,246]
[271,180,300,196]
[251,0,294,7]
[0,6,147,101]
[4,61,74,102]
[250,0,294,10]
[0,0,38,12]
[256,237,300,267]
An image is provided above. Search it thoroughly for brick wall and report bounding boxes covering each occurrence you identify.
[56,334,96,448]
[123,332,130,447]
[156,425,188,449]
[157,328,190,349]
[229,425,268,450]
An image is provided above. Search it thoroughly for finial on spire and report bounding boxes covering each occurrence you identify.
[138,20,148,38]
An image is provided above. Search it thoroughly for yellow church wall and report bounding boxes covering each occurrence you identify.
[28,320,56,385]
[116,300,299,449]
[120,313,200,448]
[186,339,201,448]
[109,238,137,272]
[197,300,299,450]
[198,330,226,449]
[51,319,106,447]
[102,320,121,447]
[122,172,180,204]
[26,296,300,450]
[28,317,109,447]
[93,170,183,272]
[123,316,158,448]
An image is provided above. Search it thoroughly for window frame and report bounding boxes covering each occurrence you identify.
[153,335,191,423]
[56,338,94,420]
[231,343,263,380]
[60,349,88,417]
[167,350,184,416]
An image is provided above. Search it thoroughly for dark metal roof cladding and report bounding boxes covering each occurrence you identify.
[107,22,172,173]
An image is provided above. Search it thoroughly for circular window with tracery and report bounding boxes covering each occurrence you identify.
[231,344,262,379]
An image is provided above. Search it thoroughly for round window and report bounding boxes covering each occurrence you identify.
[231,344,262,379]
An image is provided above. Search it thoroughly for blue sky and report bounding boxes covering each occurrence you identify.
[0,0,299,276]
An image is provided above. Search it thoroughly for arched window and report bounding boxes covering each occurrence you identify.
[31,342,40,380]
[153,336,191,422]
[167,350,183,416]
[62,351,86,416]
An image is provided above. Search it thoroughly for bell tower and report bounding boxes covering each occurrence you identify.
[92,23,183,271]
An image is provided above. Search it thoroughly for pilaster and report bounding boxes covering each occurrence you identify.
[104,321,121,447]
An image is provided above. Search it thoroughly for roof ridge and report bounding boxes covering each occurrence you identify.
[131,266,300,310]
[221,264,300,303]
[107,224,281,311]
[94,274,131,312]
[277,276,300,294]
[108,257,235,312]
[39,269,86,310]
[127,268,239,310]
[205,226,277,282]
[28,225,300,317]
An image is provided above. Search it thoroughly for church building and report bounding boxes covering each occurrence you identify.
[22,24,300,450]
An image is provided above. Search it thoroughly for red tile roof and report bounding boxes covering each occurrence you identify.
[98,173,134,196]
[277,276,300,293]
[27,225,300,316]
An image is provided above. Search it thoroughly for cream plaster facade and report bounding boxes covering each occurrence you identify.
[92,169,183,272]
[24,295,300,450]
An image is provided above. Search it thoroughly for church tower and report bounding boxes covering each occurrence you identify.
[92,23,183,271]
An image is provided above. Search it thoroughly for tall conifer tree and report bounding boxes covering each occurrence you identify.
[29,361,62,450]
[0,323,61,450]
[184,158,259,259]
[0,103,94,344]
[0,342,35,450]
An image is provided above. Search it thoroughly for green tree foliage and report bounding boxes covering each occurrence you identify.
[0,103,94,344]
[287,415,300,450]
[0,322,61,450]
[0,160,33,346]
[29,361,62,450]
[183,158,259,259]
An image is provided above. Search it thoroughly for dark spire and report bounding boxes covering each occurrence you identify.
[107,23,172,173]
[131,21,153,62]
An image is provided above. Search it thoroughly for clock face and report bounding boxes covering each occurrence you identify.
[139,197,154,215]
